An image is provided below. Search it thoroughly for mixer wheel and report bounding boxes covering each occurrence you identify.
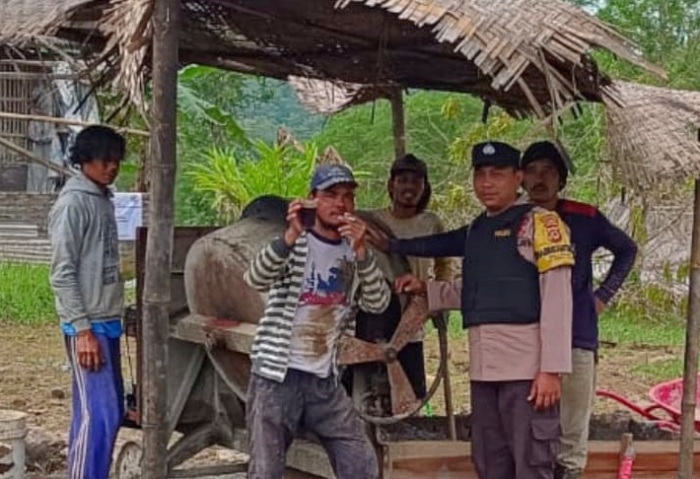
[114,441,142,479]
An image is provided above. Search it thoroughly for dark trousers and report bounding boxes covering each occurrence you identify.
[246,370,378,479]
[471,380,560,479]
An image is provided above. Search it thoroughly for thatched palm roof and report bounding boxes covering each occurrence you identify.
[0,0,664,118]
[605,81,700,190]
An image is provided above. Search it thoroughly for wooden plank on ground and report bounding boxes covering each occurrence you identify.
[384,440,700,478]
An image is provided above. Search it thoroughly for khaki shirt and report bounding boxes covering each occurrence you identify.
[426,203,574,381]
[370,208,457,282]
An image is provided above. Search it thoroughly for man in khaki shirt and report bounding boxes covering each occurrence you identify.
[364,154,454,399]
[387,141,574,479]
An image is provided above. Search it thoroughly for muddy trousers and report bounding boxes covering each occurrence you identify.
[557,349,596,475]
[246,370,378,479]
[471,380,560,479]
[65,334,124,479]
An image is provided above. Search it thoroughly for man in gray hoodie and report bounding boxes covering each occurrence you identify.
[48,125,126,479]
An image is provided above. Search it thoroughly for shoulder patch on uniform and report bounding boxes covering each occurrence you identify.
[533,211,575,273]
[559,200,597,218]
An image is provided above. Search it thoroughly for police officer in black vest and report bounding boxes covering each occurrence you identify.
[380,141,575,479]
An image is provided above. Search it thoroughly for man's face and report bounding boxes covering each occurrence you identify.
[472,165,522,211]
[82,158,121,188]
[312,183,356,228]
[522,158,561,206]
[388,171,425,209]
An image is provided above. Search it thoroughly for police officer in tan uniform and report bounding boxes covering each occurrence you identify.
[387,141,574,479]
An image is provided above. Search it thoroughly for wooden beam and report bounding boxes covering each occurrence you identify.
[0,73,78,80]
[167,464,247,478]
[390,88,406,158]
[141,0,180,477]
[0,136,73,176]
[383,440,700,478]
[0,111,150,137]
[679,178,700,479]
[171,314,256,354]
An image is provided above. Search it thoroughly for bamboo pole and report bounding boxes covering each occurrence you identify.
[0,111,150,137]
[141,0,180,476]
[0,136,73,177]
[390,89,406,158]
[437,315,457,440]
[678,179,700,479]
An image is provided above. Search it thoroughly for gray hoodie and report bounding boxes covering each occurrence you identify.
[48,172,124,332]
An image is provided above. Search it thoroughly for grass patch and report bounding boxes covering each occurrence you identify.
[0,262,56,325]
[633,357,684,383]
[600,307,685,348]
[425,312,466,340]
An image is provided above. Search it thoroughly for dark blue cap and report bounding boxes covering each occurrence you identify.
[310,164,358,191]
[521,140,570,187]
[472,141,521,169]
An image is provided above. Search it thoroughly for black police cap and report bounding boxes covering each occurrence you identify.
[471,141,521,169]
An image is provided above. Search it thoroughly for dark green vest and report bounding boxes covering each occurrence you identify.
[461,204,540,328]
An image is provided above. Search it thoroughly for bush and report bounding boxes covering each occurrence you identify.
[0,262,56,325]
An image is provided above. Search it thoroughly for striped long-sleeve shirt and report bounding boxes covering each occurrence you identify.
[243,233,391,382]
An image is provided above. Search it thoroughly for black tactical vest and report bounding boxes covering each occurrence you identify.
[461,203,541,328]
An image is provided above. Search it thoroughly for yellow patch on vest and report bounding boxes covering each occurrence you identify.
[494,228,512,238]
[533,211,575,272]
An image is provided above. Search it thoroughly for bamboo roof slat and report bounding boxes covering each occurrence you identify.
[0,0,666,119]
[604,81,700,190]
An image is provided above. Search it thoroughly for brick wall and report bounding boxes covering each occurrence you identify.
[0,192,149,270]
[0,193,56,234]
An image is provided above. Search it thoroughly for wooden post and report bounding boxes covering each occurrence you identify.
[678,179,700,479]
[141,0,180,477]
[390,89,406,158]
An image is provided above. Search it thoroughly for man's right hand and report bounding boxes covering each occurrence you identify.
[284,199,304,246]
[394,274,426,295]
[77,330,103,371]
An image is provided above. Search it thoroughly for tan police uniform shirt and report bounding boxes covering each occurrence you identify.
[426,199,574,381]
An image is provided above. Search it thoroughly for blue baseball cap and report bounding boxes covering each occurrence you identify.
[310,164,358,191]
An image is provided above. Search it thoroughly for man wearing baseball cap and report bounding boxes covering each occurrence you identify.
[380,141,575,479]
[521,141,638,479]
[244,163,391,478]
[362,153,454,401]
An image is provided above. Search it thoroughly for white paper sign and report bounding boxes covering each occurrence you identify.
[112,192,143,241]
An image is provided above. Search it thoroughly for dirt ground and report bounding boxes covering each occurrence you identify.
[0,323,245,477]
[0,323,679,476]
[422,331,679,415]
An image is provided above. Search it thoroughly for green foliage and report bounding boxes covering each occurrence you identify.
[174,68,274,225]
[186,141,320,222]
[0,263,56,325]
[313,92,482,211]
[235,80,325,143]
[177,65,250,148]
